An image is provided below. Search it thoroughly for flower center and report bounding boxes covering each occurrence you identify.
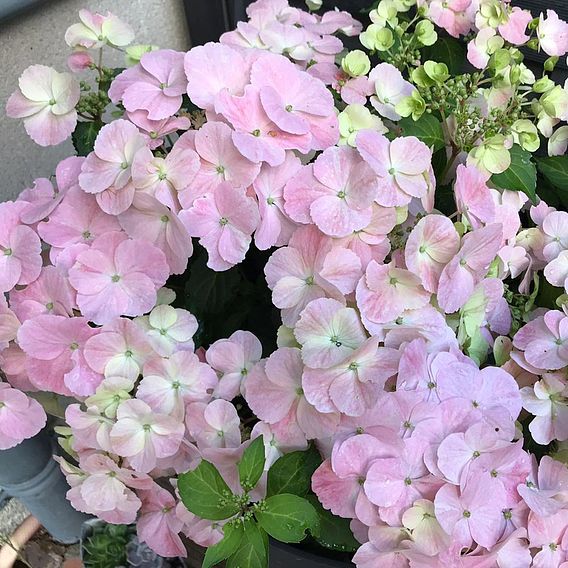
[70,342,79,351]
[219,217,229,226]
[111,274,121,283]
[419,245,427,253]
[330,335,342,347]
[337,190,346,199]
[348,362,359,371]
[389,276,398,285]
[388,167,395,175]
[3,248,12,256]
[125,350,133,358]
[472,450,480,458]
[158,172,167,180]
[48,99,56,106]
[404,477,412,486]
[120,161,129,170]
[45,302,54,311]
[159,82,167,90]
[267,196,275,205]
[143,424,152,432]
[285,104,293,112]
[296,387,304,396]
[252,129,261,137]
[216,165,225,174]
[82,230,92,240]
[149,131,158,139]
[305,275,314,285]
[161,215,169,223]
[462,510,471,518]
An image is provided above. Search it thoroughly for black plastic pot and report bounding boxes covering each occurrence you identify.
[270,540,353,567]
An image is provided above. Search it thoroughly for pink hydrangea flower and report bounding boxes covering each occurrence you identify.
[6,65,80,146]
[402,499,451,557]
[65,10,134,49]
[356,131,432,207]
[131,142,199,212]
[118,193,193,274]
[245,347,339,439]
[179,182,259,271]
[186,399,241,450]
[356,260,431,332]
[0,297,19,350]
[17,314,102,396]
[109,50,187,120]
[126,110,191,150]
[79,120,147,215]
[137,485,186,558]
[69,231,169,324]
[427,0,475,38]
[528,509,568,566]
[437,223,503,313]
[66,403,114,453]
[454,164,495,229]
[0,383,47,450]
[283,146,378,237]
[542,211,568,262]
[295,298,366,369]
[110,398,184,473]
[352,524,412,567]
[137,351,217,419]
[545,250,568,291]
[67,51,94,73]
[538,10,568,57]
[264,225,361,326]
[369,63,415,121]
[0,201,42,293]
[499,8,532,45]
[206,330,262,400]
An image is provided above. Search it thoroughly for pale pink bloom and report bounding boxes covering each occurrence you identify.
[264,225,361,326]
[6,65,79,146]
[245,347,339,439]
[352,524,411,567]
[184,43,253,112]
[283,146,378,237]
[66,403,114,453]
[109,50,186,120]
[513,311,568,371]
[126,110,191,150]
[521,375,568,445]
[176,504,224,548]
[251,421,308,470]
[402,499,451,557]
[38,187,121,251]
[137,351,217,419]
[518,456,568,517]
[369,63,415,121]
[0,297,19,350]
[131,142,199,212]
[177,122,260,206]
[84,317,153,380]
[9,266,75,322]
[18,314,102,396]
[528,509,568,566]
[303,337,396,417]
[499,8,532,45]
[454,164,495,229]
[405,215,460,294]
[0,201,42,293]
[313,433,399,524]
[185,399,241,450]
[67,51,94,73]
[467,28,500,69]
[0,383,46,450]
[499,245,530,280]
[250,52,338,149]
[137,485,186,558]
[356,131,432,207]
[118,193,193,274]
[427,0,474,38]
[357,261,431,331]
[542,211,568,261]
[0,343,34,391]
[215,86,312,166]
[206,330,262,401]
[69,231,169,325]
[294,298,366,369]
[65,10,134,49]
[135,304,198,357]
[79,120,147,215]
[437,223,503,313]
[254,152,301,250]
[545,251,568,291]
[111,399,184,473]
[179,182,259,271]
[435,477,507,549]
[538,10,568,57]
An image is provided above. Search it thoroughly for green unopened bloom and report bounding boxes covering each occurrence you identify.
[125,44,159,66]
[341,50,371,77]
[467,134,511,175]
[493,336,513,367]
[423,60,449,83]
[511,119,540,152]
[369,1,398,27]
[479,0,507,28]
[305,0,322,10]
[544,56,559,72]
[338,104,387,146]
[411,66,434,87]
[395,90,425,120]
[490,48,511,71]
[533,76,555,93]
[415,20,437,46]
[540,85,568,120]
[360,24,395,51]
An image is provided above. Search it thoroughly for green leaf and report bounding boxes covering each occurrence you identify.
[72,121,102,156]
[178,460,239,521]
[226,520,268,568]
[536,155,568,206]
[238,436,266,491]
[202,522,244,568]
[421,37,465,75]
[491,145,537,203]
[267,445,322,497]
[255,494,319,543]
[398,114,445,152]
[305,495,360,553]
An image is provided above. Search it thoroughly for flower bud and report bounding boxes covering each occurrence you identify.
[360,24,395,51]
[341,50,371,77]
[540,85,568,119]
[493,336,512,366]
[424,60,449,83]
[467,134,511,175]
[411,66,434,87]
[533,76,554,93]
[544,56,559,72]
[415,20,437,46]
[305,0,322,10]
[395,91,426,120]
[490,48,511,71]
[511,119,540,152]
[526,38,539,50]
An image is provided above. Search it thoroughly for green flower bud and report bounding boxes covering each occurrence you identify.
[360,24,395,52]
[528,17,539,30]
[411,66,434,87]
[454,221,466,238]
[338,104,387,146]
[479,0,507,27]
[491,48,511,71]
[125,44,159,66]
[415,20,437,46]
[341,50,371,77]
[423,60,449,83]
[305,0,322,10]
[468,134,511,175]
[395,206,408,226]
[511,119,540,152]
[533,76,555,93]
[509,65,522,84]
[544,56,559,72]
[493,336,512,367]
[395,90,426,120]
[540,85,568,119]
[526,38,539,50]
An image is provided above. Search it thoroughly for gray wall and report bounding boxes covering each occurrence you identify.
[0,0,190,202]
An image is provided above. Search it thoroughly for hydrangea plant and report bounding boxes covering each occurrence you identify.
[3,0,568,566]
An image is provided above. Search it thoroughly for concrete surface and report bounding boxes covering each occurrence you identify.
[0,0,190,202]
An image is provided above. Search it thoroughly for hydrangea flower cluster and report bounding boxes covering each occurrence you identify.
[3,0,568,566]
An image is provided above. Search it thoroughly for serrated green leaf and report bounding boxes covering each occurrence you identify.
[202,522,244,568]
[256,494,319,543]
[491,145,537,203]
[72,121,102,156]
[267,446,322,497]
[226,520,268,568]
[178,460,239,521]
[536,155,568,207]
[399,114,445,152]
[422,37,465,75]
[238,436,266,491]
[305,495,360,553]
